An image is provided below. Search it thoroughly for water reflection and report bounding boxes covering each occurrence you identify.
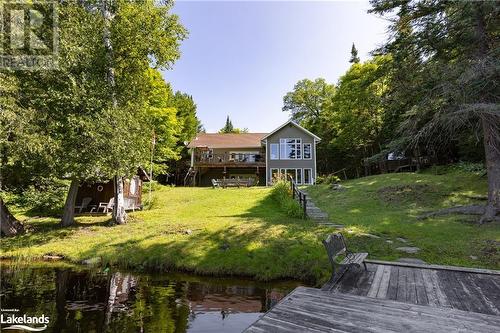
[0,265,300,332]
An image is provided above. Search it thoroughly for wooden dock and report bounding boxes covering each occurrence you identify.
[245,262,500,332]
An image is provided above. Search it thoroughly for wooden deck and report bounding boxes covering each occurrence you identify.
[244,286,500,332]
[245,262,500,332]
[325,262,500,315]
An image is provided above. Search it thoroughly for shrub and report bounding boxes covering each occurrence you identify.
[316,174,341,185]
[270,180,304,219]
[6,178,69,216]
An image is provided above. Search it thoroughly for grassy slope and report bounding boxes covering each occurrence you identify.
[306,171,500,269]
[2,171,498,285]
[2,187,329,283]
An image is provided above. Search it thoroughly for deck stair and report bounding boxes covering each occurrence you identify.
[183,168,197,187]
[300,190,344,228]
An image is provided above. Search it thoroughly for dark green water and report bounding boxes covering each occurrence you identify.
[0,265,301,332]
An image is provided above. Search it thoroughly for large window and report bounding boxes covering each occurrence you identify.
[304,168,313,185]
[279,138,302,159]
[303,143,312,159]
[270,144,279,160]
[272,168,303,184]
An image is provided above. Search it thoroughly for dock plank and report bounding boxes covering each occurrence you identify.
[245,286,500,333]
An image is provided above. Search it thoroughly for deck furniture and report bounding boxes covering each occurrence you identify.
[323,233,367,285]
[211,179,221,188]
[75,197,92,213]
[215,178,255,188]
[95,198,114,213]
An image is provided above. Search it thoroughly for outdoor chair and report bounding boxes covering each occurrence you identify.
[211,179,221,188]
[96,198,114,213]
[75,197,92,213]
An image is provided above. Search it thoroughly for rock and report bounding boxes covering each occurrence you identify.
[396,237,408,243]
[385,240,393,244]
[360,233,381,239]
[43,254,64,261]
[469,255,478,260]
[397,258,426,264]
[220,243,230,251]
[184,229,193,235]
[81,257,102,265]
[396,247,420,254]
[331,184,344,191]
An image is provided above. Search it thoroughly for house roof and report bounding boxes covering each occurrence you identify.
[261,120,321,141]
[187,133,267,149]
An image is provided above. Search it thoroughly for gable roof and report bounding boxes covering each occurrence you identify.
[187,133,267,149]
[261,120,321,141]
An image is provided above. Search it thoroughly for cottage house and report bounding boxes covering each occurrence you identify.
[186,120,320,186]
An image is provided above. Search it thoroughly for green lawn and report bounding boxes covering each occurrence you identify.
[2,187,330,283]
[306,171,500,269]
[2,170,499,285]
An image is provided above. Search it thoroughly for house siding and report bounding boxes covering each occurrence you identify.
[265,123,318,185]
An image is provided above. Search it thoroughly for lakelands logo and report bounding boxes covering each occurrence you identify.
[1,313,49,331]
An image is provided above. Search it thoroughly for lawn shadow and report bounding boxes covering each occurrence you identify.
[1,217,113,256]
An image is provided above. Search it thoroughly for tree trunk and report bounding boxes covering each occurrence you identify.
[112,175,127,224]
[474,3,500,223]
[480,114,500,223]
[0,197,24,236]
[60,179,79,227]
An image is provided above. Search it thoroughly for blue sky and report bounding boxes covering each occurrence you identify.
[162,1,388,132]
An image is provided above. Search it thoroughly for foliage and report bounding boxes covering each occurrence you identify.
[282,57,390,177]
[316,174,341,185]
[1,1,194,223]
[349,43,360,64]
[270,180,305,219]
[218,116,248,134]
[369,0,500,218]
[3,179,69,216]
[369,0,499,154]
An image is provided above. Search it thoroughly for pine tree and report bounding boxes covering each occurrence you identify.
[349,43,360,63]
[220,116,234,133]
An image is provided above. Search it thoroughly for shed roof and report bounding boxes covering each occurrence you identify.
[187,133,267,149]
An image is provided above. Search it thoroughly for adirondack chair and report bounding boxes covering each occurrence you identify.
[75,197,92,213]
[323,233,368,285]
[96,198,114,213]
[211,179,221,188]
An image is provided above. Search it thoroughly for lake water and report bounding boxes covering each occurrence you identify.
[0,264,301,332]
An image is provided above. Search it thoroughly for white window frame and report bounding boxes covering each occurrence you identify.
[279,138,302,160]
[270,144,279,160]
[304,168,313,185]
[303,143,312,160]
[271,168,303,184]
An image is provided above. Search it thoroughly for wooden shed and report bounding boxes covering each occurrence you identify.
[75,170,149,213]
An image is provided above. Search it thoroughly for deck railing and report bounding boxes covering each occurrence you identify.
[288,175,307,218]
[194,152,265,165]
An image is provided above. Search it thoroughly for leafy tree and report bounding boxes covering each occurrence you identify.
[331,56,391,175]
[349,43,360,63]
[5,0,187,226]
[370,0,500,222]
